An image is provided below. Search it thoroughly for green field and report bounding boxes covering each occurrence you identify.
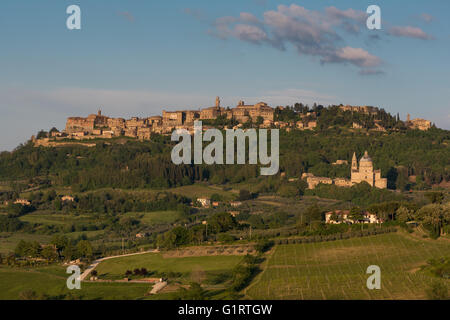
[19,212,92,226]
[246,232,450,300]
[125,210,181,226]
[0,266,149,300]
[96,252,243,281]
[0,233,52,254]
[168,184,235,200]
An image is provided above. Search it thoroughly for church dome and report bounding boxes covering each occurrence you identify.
[360,151,372,162]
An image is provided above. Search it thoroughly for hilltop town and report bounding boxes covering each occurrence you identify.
[2,97,449,302]
[32,97,433,146]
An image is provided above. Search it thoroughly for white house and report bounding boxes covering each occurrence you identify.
[197,198,211,208]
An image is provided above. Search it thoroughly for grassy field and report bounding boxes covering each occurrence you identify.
[124,210,181,226]
[95,252,243,282]
[19,212,92,226]
[246,232,450,300]
[168,184,235,200]
[0,233,52,254]
[0,266,149,300]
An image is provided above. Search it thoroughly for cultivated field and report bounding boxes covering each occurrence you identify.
[95,252,243,282]
[0,266,149,300]
[0,233,52,254]
[19,212,92,226]
[124,210,181,226]
[167,184,235,200]
[246,232,450,300]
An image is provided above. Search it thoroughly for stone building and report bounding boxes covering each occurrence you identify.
[302,173,333,189]
[65,110,109,134]
[57,97,275,143]
[332,160,348,165]
[351,151,387,189]
[162,111,185,127]
[228,101,274,123]
[339,105,379,115]
[333,178,353,187]
[325,210,382,224]
[126,117,146,129]
[14,199,31,206]
[302,151,387,189]
[406,114,432,131]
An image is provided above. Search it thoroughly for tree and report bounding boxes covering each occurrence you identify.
[19,290,38,300]
[238,189,252,201]
[76,240,93,259]
[176,282,208,300]
[51,235,69,255]
[348,207,365,223]
[53,198,62,211]
[160,226,190,249]
[256,116,264,126]
[276,185,298,198]
[248,214,265,229]
[304,204,322,223]
[6,253,16,266]
[62,243,77,261]
[416,203,449,238]
[15,240,41,258]
[36,130,48,139]
[210,193,222,202]
[396,206,414,223]
[425,192,445,204]
[41,246,58,262]
[426,281,448,300]
[208,212,237,233]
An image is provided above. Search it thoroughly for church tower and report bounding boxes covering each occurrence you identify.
[215,96,220,108]
[351,152,358,171]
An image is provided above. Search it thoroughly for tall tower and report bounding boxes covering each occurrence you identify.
[215,96,220,108]
[351,152,358,171]
[407,114,411,122]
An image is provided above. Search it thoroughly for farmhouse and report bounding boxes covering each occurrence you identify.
[325,210,382,224]
[61,195,75,202]
[14,199,31,206]
[197,198,211,208]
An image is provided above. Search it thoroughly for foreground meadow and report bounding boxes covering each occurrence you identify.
[246,232,450,300]
[0,266,150,300]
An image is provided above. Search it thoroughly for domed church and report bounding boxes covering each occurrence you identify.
[351,151,387,189]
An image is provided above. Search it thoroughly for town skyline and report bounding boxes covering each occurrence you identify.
[1,0,450,151]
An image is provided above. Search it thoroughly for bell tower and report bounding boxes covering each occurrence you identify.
[351,152,358,171]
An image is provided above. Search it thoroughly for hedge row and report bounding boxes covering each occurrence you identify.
[273,227,397,245]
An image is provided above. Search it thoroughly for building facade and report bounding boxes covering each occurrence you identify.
[351,151,387,189]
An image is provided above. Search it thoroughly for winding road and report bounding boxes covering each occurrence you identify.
[79,249,159,281]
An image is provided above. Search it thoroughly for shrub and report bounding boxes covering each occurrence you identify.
[426,281,448,300]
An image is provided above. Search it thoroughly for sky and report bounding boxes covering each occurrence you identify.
[0,0,449,151]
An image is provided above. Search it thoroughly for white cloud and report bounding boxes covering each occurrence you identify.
[233,24,268,43]
[419,13,433,23]
[208,4,383,72]
[329,47,381,68]
[388,26,433,40]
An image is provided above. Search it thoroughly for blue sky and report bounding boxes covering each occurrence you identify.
[0,0,449,150]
